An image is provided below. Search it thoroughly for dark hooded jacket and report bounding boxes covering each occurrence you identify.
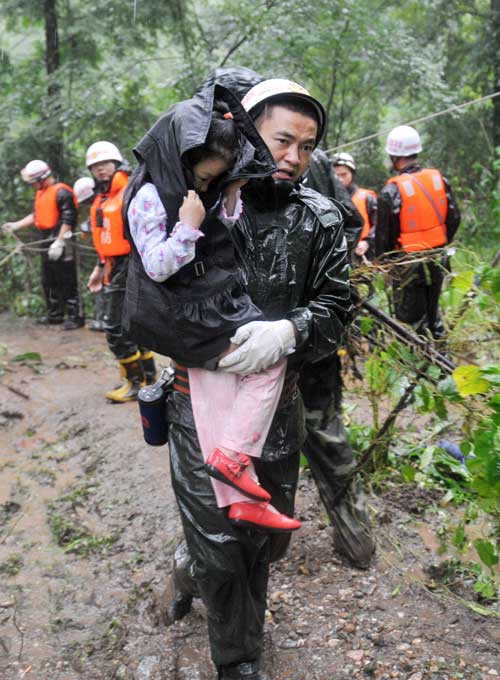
[122,83,277,366]
[303,148,363,252]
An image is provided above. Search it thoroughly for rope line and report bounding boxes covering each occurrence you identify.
[324,90,500,154]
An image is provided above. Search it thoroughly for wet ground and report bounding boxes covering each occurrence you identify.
[0,313,499,680]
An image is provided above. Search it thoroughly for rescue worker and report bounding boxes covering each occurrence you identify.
[73,177,105,332]
[288,153,375,571]
[333,151,377,260]
[376,125,461,338]
[288,135,374,570]
[85,141,156,401]
[1,160,84,329]
[304,147,363,251]
[126,78,351,680]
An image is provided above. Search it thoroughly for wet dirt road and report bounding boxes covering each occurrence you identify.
[0,313,498,680]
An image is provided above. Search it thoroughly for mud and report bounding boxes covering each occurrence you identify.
[0,313,498,680]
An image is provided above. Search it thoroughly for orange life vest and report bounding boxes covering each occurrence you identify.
[34,182,76,230]
[352,187,377,240]
[90,170,130,258]
[387,168,448,252]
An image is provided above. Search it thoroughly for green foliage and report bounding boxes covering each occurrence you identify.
[0,553,23,576]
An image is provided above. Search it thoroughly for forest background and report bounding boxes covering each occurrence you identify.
[0,0,499,604]
[0,0,499,237]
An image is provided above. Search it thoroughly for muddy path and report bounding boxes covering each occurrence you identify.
[0,313,498,680]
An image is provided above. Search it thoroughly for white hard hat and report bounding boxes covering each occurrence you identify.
[20,159,51,184]
[333,152,356,172]
[73,177,95,204]
[85,141,123,168]
[241,79,326,144]
[385,125,422,156]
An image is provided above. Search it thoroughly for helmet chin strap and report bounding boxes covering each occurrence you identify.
[94,177,112,194]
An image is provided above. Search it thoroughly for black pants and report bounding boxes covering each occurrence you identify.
[392,259,446,339]
[168,393,300,668]
[40,243,82,321]
[102,255,140,359]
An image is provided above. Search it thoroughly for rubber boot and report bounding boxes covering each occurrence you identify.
[105,351,145,403]
[157,543,197,626]
[140,350,157,385]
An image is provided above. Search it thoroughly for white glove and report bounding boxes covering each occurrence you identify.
[1,222,15,234]
[48,238,65,261]
[218,320,296,375]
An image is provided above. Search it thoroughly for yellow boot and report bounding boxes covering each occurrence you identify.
[105,351,145,403]
[140,350,157,385]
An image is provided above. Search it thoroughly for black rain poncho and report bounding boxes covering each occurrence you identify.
[122,83,277,365]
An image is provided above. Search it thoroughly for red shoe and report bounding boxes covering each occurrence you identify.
[228,502,302,533]
[205,448,271,502]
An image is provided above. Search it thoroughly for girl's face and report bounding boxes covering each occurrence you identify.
[192,156,231,193]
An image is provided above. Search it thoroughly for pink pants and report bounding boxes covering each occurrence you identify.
[188,359,286,508]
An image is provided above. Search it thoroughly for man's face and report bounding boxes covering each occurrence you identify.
[334,165,353,188]
[256,105,317,182]
[89,160,116,182]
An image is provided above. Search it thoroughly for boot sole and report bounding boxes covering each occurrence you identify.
[205,464,270,502]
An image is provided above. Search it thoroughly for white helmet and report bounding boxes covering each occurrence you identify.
[242,78,326,144]
[20,159,51,184]
[385,125,422,156]
[73,177,95,204]
[333,152,356,172]
[85,141,123,168]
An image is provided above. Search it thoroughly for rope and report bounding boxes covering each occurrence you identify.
[324,90,500,154]
[0,232,98,262]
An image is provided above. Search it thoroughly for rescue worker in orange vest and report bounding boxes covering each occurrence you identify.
[85,141,156,401]
[376,125,461,339]
[333,152,377,261]
[1,160,84,329]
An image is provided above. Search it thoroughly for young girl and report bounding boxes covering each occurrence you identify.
[124,84,300,533]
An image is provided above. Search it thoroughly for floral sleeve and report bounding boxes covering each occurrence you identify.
[127,182,204,282]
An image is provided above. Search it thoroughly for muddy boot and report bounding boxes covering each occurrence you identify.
[105,351,145,403]
[140,350,157,385]
[331,475,376,569]
[158,542,197,626]
[303,413,376,569]
[218,662,268,679]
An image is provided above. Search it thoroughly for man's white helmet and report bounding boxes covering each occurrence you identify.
[20,159,51,184]
[73,177,95,204]
[385,125,422,156]
[333,152,356,172]
[241,79,326,145]
[85,141,123,168]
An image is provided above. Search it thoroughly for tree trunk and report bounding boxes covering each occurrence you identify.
[44,0,64,176]
[492,0,500,149]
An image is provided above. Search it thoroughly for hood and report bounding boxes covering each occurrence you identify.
[125,81,276,230]
[196,67,265,102]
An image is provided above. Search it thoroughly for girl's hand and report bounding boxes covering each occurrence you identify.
[179,190,206,230]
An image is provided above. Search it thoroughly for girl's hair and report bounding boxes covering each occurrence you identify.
[184,100,239,168]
